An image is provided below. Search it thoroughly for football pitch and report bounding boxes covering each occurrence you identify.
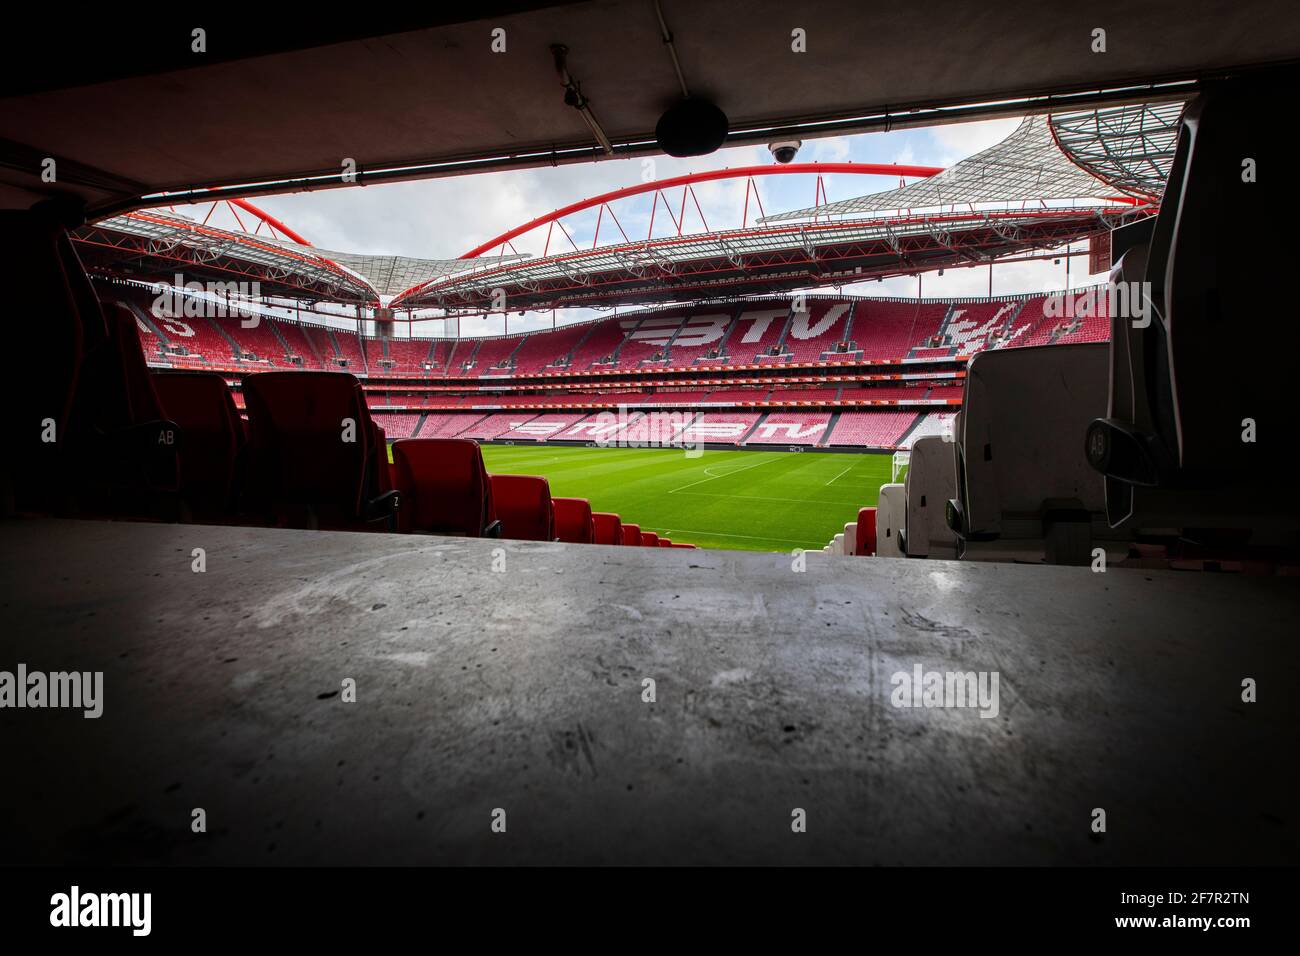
[476,444,894,552]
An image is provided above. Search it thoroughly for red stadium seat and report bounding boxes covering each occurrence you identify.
[490,474,555,541]
[670,543,697,548]
[657,538,673,547]
[591,512,623,545]
[640,532,660,547]
[241,371,399,530]
[621,523,642,546]
[553,497,595,543]
[856,507,877,556]
[391,438,499,537]
[152,372,246,520]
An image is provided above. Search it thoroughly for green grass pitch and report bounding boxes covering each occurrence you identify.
[472,444,894,552]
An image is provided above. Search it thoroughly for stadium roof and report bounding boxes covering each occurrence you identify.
[72,209,526,303]
[259,239,528,298]
[1049,102,1186,201]
[392,109,1159,311]
[389,205,1143,311]
[758,112,1154,224]
[2,3,1298,213]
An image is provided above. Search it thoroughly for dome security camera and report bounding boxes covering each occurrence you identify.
[768,140,803,163]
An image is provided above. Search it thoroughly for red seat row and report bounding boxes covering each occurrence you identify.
[390,437,693,546]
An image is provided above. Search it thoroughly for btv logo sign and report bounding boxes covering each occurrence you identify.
[755,421,826,440]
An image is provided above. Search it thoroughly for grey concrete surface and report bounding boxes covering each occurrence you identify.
[0,517,1296,865]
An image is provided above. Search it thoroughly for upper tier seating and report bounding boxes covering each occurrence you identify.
[510,323,592,375]
[852,300,949,361]
[152,313,238,365]
[568,318,633,370]
[729,306,790,364]
[379,337,438,376]
[783,301,852,363]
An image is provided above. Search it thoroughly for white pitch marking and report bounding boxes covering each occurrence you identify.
[668,454,782,494]
[824,465,853,486]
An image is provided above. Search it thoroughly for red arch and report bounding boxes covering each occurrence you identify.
[228,198,313,246]
[457,162,943,260]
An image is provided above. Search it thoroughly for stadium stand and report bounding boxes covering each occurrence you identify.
[784,301,852,362]
[379,337,438,376]
[510,323,592,374]
[370,412,421,439]
[680,413,760,445]
[746,412,832,445]
[825,410,918,448]
[499,413,589,440]
[853,300,949,361]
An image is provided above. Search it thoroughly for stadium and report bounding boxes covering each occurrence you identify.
[1,0,1298,929]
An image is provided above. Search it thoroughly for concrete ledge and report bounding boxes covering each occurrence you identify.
[1,518,1296,865]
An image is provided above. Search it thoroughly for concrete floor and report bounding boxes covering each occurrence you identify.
[1,517,1296,865]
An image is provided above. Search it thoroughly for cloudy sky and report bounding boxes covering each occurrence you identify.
[242,116,1107,337]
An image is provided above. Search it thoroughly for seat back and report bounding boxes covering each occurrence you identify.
[843,522,857,555]
[1086,71,1300,549]
[640,531,660,547]
[621,523,642,546]
[553,497,595,543]
[153,372,245,519]
[490,474,555,541]
[591,512,623,545]
[949,343,1110,564]
[875,483,906,558]
[391,438,496,536]
[856,507,877,556]
[903,435,958,559]
[0,210,84,513]
[241,371,386,529]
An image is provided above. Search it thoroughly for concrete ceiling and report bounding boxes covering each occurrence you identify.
[1,0,1297,214]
